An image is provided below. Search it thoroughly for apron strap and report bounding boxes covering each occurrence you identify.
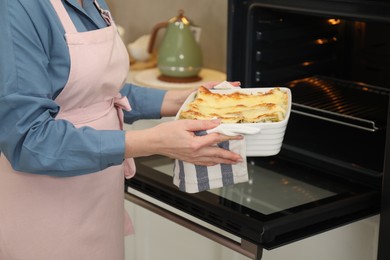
[50,0,78,34]
[93,0,113,26]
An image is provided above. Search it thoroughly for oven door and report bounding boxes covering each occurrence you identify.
[125,154,380,252]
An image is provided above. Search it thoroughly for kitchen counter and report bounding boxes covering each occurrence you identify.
[128,67,226,90]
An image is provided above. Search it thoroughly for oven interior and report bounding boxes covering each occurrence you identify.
[227,1,390,189]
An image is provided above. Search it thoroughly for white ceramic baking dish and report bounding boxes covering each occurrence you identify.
[176,87,292,156]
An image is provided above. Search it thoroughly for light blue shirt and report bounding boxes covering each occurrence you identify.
[0,0,166,177]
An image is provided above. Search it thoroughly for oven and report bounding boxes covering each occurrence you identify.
[125,0,390,259]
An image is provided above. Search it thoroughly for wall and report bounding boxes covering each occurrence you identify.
[106,0,228,72]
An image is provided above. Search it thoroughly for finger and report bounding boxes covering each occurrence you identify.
[217,133,244,142]
[189,155,243,166]
[228,81,241,87]
[186,156,240,166]
[202,81,241,89]
[196,146,243,163]
[195,132,243,148]
[182,119,221,132]
[201,81,220,89]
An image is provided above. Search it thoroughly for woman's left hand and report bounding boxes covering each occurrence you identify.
[125,119,243,166]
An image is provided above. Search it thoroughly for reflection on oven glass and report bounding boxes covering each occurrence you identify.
[151,163,175,176]
[148,159,336,216]
[209,161,335,215]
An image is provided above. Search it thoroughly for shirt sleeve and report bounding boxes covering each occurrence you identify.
[0,1,125,177]
[120,83,167,124]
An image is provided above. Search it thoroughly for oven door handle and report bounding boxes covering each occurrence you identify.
[125,192,263,260]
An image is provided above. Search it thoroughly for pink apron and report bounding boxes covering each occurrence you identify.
[0,1,135,259]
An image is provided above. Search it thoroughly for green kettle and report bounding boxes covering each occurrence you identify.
[148,10,203,82]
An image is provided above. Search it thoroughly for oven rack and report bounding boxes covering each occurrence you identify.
[287,75,390,131]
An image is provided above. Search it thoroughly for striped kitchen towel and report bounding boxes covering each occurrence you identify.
[173,126,258,193]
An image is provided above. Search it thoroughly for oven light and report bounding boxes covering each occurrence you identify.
[314,37,338,45]
[327,18,340,25]
[302,61,313,66]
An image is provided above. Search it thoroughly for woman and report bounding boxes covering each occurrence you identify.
[0,0,242,259]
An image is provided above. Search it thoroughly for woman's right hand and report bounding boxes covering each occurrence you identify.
[124,119,243,166]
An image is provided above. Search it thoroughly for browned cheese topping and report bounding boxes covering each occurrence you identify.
[179,86,289,123]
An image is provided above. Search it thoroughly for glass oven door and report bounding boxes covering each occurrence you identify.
[125,155,380,251]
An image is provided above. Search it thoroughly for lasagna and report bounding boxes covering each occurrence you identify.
[178,86,289,123]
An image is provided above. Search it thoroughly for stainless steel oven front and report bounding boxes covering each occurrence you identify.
[125,0,390,259]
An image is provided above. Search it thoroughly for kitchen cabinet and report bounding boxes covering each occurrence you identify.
[124,198,249,260]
